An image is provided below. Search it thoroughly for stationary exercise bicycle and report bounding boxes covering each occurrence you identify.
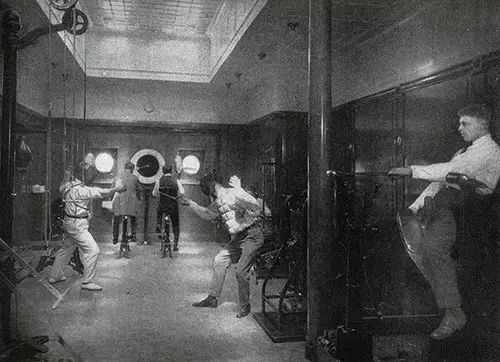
[158,215,172,259]
[117,215,137,259]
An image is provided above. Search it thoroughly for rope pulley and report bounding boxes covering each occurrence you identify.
[61,8,88,36]
[18,8,88,50]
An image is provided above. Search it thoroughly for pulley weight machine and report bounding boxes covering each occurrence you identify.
[318,170,489,361]
[0,1,88,360]
[253,162,308,342]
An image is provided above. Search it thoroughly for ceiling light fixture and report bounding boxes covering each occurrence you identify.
[143,102,155,113]
[234,72,242,80]
[225,82,232,89]
[287,22,299,31]
[258,52,267,60]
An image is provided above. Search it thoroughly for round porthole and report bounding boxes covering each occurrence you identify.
[130,149,165,184]
[95,153,114,173]
[181,155,200,175]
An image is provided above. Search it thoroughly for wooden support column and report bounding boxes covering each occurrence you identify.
[0,9,20,346]
[306,0,334,360]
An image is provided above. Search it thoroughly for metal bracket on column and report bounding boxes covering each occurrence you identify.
[18,8,89,50]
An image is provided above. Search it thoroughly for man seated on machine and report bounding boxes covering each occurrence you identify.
[112,161,143,244]
[178,172,263,318]
[152,165,184,251]
[389,103,500,340]
[49,163,125,291]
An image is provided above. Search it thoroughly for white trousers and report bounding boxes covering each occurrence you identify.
[50,227,100,284]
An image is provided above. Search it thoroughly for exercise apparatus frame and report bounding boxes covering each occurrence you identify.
[253,163,308,343]
[325,170,458,361]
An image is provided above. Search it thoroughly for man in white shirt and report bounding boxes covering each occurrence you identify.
[389,103,500,340]
[50,164,124,291]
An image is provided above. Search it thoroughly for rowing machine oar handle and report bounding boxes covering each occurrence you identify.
[52,287,71,310]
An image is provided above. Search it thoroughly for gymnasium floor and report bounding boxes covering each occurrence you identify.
[9,226,500,361]
[11,233,306,362]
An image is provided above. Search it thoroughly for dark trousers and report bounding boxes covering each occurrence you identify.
[156,208,180,245]
[209,224,264,307]
[113,215,137,241]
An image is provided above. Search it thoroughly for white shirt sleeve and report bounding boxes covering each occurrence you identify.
[408,182,444,212]
[152,180,159,197]
[410,136,500,191]
[177,180,185,197]
[84,186,105,199]
[115,177,123,190]
[187,200,218,220]
[409,135,500,211]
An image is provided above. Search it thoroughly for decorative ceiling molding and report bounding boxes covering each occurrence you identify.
[208,0,268,80]
[85,66,212,83]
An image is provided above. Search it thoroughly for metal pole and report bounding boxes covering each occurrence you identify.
[143,190,150,244]
[0,8,20,346]
[306,0,334,360]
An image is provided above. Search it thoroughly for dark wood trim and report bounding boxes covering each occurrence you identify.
[0,96,47,133]
[248,111,308,126]
[57,118,227,134]
[60,111,307,134]
[355,49,500,106]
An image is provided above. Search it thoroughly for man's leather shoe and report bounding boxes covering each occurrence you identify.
[112,239,118,245]
[192,295,217,308]
[430,310,467,340]
[81,282,103,291]
[236,304,251,318]
[48,276,67,284]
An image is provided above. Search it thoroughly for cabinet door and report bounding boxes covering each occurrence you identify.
[486,66,500,142]
[403,76,469,207]
[354,97,408,315]
[13,133,48,246]
[355,97,400,223]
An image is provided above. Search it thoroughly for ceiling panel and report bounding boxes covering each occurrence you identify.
[88,0,223,35]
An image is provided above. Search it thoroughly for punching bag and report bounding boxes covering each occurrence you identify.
[15,136,32,173]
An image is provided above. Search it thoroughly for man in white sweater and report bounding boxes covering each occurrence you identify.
[179,172,263,318]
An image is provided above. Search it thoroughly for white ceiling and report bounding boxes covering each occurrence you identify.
[0,0,433,110]
[31,0,427,86]
[85,0,416,44]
